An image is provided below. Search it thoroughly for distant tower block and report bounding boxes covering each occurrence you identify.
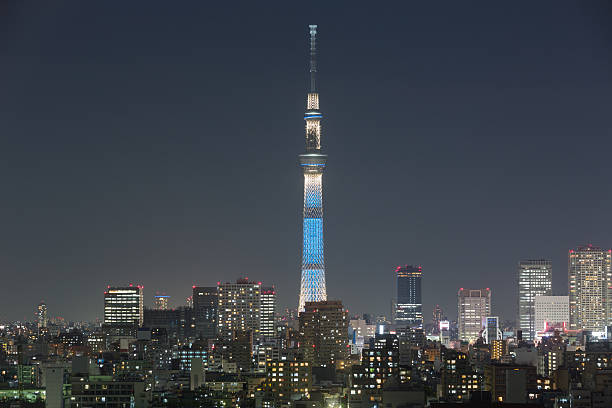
[395,265,423,328]
[37,302,48,329]
[299,25,328,312]
[154,295,170,310]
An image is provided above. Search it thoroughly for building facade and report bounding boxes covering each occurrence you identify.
[104,286,144,327]
[153,295,169,310]
[440,349,482,402]
[534,295,569,334]
[217,279,261,339]
[143,306,195,340]
[395,265,423,328]
[518,259,552,341]
[299,300,348,367]
[482,316,502,344]
[260,287,276,339]
[458,288,491,342]
[37,302,48,329]
[193,286,218,339]
[263,357,311,401]
[298,25,328,312]
[569,245,612,331]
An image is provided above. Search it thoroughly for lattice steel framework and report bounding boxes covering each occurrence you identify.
[298,25,327,312]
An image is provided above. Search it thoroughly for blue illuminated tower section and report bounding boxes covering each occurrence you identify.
[299,25,327,312]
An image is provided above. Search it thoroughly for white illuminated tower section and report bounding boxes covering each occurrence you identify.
[299,25,327,312]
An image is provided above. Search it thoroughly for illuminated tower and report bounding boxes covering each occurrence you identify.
[568,245,612,331]
[395,265,423,327]
[299,25,327,312]
[517,259,552,341]
[261,286,277,338]
[37,302,48,329]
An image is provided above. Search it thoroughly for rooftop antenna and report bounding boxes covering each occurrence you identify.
[309,25,317,92]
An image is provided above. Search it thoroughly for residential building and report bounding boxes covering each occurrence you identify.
[260,287,276,339]
[217,279,261,339]
[569,245,612,331]
[299,300,348,367]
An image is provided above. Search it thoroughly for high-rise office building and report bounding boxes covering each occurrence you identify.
[432,304,443,329]
[217,279,261,339]
[193,286,217,339]
[395,265,423,327]
[299,300,348,367]
[153,295,170,310]
[518,259,552,341]
[143,307,195,340]
[260,287,276,339]
[458,288,491,342]
[569,245,612,331]
[37,302,48,329]
[298,25,328,312]
[534,295,569,334]
[482,316,502,344]
[104,285,144,326]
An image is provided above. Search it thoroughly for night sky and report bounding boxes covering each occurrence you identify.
[1,1,611,324]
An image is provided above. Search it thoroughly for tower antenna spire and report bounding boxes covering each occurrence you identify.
[309,25,317,93]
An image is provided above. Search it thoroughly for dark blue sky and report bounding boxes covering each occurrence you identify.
[1,1,611,323]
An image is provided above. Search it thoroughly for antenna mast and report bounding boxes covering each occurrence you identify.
[309,25,317,92]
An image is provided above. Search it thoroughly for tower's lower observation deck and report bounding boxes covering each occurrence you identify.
[299,153,327,171]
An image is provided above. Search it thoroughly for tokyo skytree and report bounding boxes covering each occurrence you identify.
[298,25,327,312]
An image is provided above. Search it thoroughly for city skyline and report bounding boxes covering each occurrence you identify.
[2,2,612,323]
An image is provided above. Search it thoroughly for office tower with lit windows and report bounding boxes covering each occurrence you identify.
[260,287,276,339]
[104,286,144,326]
[534,295,569,334]
[153,295,170,310]
[569,245,612,331]
[217,278,261,339]
[37,302,48,329]
[298,25,328,312]
[299,300,348,367]
[458,288,491,342]
[518,259,552,341]
[193,286,218,339]
[394,265,423,327]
